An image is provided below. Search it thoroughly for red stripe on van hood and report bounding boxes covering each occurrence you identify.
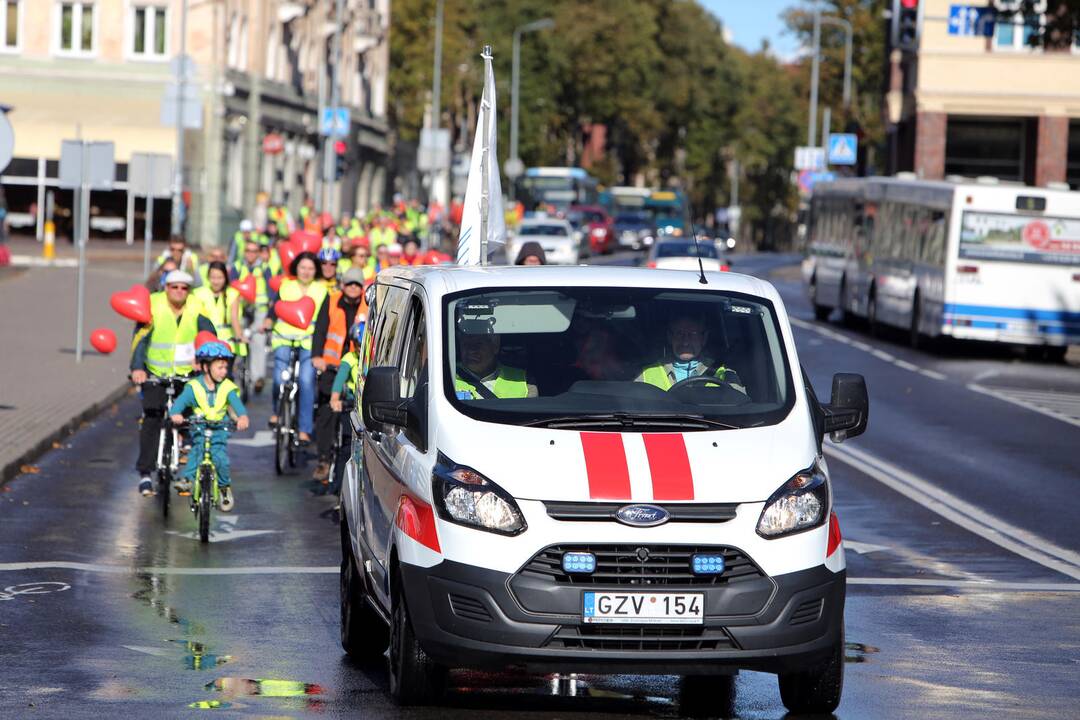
[643,433,694,501]
[580,432,632,500]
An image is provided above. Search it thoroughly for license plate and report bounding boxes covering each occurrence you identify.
[582,591,704,625]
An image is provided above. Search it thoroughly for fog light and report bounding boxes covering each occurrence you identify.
[691,553,725,575]
[562,552,596,574]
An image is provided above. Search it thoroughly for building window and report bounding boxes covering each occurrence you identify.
[58,1,94,55]
[132,4,167,58]
[993,13,1042,51]
[1,1,19,51]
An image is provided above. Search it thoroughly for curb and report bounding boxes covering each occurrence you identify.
[1,383,136,486]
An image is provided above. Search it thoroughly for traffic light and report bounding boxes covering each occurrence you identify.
[334,140,347,181]
[892,0,920,52]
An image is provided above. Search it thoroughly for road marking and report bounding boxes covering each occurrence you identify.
[967,383,1080,428]
[229,430,276,448]
[843,540,891,555]
[0,562,337,575]
[789,317,948,381]
[0,581,71,600]
[165,529,281,543]
[122,645,173,657]
[826,442,1080,581]
[848,578,1080,592]
[10,255,79,268]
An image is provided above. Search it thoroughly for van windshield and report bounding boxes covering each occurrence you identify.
[444,287,795,429]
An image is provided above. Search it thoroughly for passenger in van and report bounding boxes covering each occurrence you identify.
[636,314,744,392]
[454,333,538,399]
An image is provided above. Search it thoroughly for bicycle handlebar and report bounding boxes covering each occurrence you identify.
[174,417,238,431]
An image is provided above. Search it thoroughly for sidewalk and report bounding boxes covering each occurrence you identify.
[2,234,168,266]
[0,256,146,483]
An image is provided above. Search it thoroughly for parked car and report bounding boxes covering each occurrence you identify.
[646,237,730,272]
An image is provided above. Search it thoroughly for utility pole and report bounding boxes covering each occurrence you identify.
[508,18,555,193]
[171,0,189,236]
[428,0,444,209]
[323,0,345,214]
[808,7,821,147]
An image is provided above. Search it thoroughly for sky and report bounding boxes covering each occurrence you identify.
[699,0,803,61]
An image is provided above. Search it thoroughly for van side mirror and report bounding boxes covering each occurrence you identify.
[823,373,869,443]
[362,366,408,432]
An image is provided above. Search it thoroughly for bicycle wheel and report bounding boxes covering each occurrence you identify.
[158,430,172,518]
[198,466,212,543]
[274,393,291,475]
[286,397,298,469]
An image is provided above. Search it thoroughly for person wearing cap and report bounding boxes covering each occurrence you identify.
[310,266,368,483]
[515,241,547,266]
[229,219,257,265]
[129,270,217,497]
[387,242,403,266]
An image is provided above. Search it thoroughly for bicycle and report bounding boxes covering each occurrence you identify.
[273,336,304,476]
[232,329,253,405]
[142,374,188,518]
[326,398,355,496]
[185,417,236,543]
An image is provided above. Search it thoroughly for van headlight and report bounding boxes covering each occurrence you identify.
[432,454,527,536]
[756,461,829,538]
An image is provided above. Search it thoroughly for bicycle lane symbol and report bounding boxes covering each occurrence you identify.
[0,582,71,601]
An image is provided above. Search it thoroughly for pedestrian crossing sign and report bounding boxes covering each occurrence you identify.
[827,133,858,166]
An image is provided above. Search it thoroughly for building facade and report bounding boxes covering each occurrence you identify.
[890,0,1080,189]
[0,0,390,247]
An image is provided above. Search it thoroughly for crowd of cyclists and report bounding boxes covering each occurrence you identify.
[130,197,447,507]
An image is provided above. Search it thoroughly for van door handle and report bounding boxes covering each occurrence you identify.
[369,430,383,443]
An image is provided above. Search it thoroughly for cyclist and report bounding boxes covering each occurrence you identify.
[264,251,328,443]
[316,247,341,292]
[231,237,272,393]
[130,270,217,497]
[193,261,242,358]
[169,341,250,511]
[311,267,367,483]
[157,234,200,279]
[197,248,228,287]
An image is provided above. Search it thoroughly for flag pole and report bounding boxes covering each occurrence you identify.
[479,45,493,266]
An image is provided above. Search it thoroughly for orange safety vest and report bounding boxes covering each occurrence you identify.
[321,291,368,365]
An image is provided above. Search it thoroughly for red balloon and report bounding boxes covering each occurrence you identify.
[231,274,257,303]
[278,241,299,276]
[90,327,117,354]
[290,230,322,255]
[275,296,316,331]
[110,286,152,324]
[195,330,219,350]
[269,274,284,293]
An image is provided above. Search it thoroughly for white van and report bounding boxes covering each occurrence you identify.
[340,265,869,715]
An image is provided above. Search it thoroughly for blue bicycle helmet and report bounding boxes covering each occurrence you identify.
[350,319,366,345]
[195,341,234,361]
[317,247,341,263]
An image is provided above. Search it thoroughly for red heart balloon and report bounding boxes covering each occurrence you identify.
[90,327,117,354]
[231,274,257,303]
[275,296,316,331]
[195,330,219,350]
[269,274,284,293]
[110,286,152,324]
[290,230,322,255]
[278,241,299,277]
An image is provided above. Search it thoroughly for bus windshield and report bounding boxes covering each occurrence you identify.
[444,287,794,429]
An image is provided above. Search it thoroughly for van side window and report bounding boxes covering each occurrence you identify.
[371,285,410,369]
[399,296,428,402]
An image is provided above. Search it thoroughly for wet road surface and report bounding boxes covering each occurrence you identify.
[1,252,1078,718]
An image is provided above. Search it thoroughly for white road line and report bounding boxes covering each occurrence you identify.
[967,383,1080,428]
[848,578,1080,592]
[10,255,80,268]
[826,443,1080,581]
[0,561,337,575]
[789,317,947,381]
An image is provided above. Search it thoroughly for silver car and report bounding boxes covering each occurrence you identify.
[509,217,588,265]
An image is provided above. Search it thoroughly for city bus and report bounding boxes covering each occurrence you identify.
[803,177,1080,357]
[519,167,599,212]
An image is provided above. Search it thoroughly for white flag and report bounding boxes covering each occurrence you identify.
[456,47,506,266]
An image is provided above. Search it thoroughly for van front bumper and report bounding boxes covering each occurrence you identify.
[398,557,844,675]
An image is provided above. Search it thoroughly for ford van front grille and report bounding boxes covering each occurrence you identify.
[520,545,763,586]
[545,625,737,651]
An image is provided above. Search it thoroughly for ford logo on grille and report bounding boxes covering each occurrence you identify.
[615,504,670,527]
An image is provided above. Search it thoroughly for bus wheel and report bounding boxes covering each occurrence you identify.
[867,292,879,338]
[810,278,830,321]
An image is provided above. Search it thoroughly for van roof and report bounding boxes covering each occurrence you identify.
[377,264,780,303]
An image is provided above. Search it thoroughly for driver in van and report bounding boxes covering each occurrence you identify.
[453,331,538,400]
[636,313,744,392]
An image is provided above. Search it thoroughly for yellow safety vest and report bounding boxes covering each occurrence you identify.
[233,261,269,308]
[271,278,329,350]
[640,363,730,391]
[145,292,206,377]
[453,366,529,399]
[267,250,283,276]
[189,378,239,422]
[342,350,359,394]
[192,286,239,345]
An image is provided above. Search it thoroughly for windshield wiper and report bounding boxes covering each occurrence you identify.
[524,412,740,430]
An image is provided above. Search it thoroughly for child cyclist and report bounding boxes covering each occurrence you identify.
[169,341,250,511]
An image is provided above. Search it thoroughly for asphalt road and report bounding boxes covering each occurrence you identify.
[1,252,1078,719]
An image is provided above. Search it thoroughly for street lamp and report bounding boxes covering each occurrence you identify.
[807,9,853,148]
[507,17,555,184]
